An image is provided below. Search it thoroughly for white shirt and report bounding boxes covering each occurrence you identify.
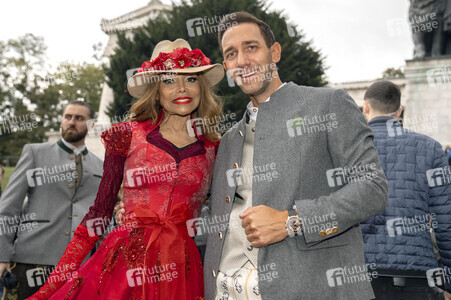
[246,82,286,121]
[61,138,86,155]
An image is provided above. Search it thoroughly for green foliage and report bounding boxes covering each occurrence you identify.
[105,0,327,119]
[0,34,104,160]
[381,67,405,79]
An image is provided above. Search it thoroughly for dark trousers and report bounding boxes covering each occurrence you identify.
[3,262,54,300]
[371,276,444,300]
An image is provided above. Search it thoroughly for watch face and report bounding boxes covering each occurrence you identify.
[288,217,301,231]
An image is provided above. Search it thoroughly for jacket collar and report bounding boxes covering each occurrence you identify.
[368,116,397,126]
[57,139,89,155]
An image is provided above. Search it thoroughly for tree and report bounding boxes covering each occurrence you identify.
[381,67,405,79]
[105,0,327,119]
[0,34,104,161]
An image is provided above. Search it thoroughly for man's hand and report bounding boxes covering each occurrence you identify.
[240,205,288,247]
[114,201,125,226]
[445,291,451,300]
[0,262,11,277]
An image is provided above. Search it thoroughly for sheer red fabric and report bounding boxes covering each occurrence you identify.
[27,115,219,300]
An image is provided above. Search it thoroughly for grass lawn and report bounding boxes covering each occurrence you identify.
[2,166,14,191]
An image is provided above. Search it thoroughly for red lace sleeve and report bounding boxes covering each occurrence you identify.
[100,121,133,157]
[80,122,132,235]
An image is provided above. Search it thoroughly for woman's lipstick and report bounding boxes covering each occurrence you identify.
[173,97,193,105]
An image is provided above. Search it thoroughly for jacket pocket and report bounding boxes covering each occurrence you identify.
[295,225,357,251]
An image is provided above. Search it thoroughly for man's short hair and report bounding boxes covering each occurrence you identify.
[63,100,95,119]
[364,80,401,114]
[217,11,276,54]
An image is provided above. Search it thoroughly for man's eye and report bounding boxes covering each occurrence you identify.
[77,117,84,121]
[187,77,198,82]
[226,52,235,59]
[248,45,256,50]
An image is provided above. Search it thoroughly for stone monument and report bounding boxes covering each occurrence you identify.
[404,0,451,146]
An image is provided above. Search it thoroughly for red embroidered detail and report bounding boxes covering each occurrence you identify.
[101,121,133,157]
[64,275,84,300]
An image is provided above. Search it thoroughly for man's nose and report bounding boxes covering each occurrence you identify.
[236,51,251,68]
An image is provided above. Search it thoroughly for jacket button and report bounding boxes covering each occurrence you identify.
[204,199,209,205]
[326,228,332,235]
[69,168,74,172]
[218,232,223,239]
[233,163,238,169]
[225,196,231,203]
[332,227,339,233]
[69,155,74,160]
[247,245,253,251]
[65,231,70,235]
[72,199,77,203]
[68,215,72,219]
[68,183,74,189]
[239,130,243,136]
[212,270,216,278]
[319,230,326,237]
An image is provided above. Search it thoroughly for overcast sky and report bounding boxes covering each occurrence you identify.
[0,0,412,83]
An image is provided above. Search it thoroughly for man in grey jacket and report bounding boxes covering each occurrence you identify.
[201,11,388,300]
[0,101,103,299]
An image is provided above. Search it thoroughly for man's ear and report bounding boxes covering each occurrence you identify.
[270,42,282,63]
[222,60,228,71]
[395,106,403,119]
[363,100,370,115]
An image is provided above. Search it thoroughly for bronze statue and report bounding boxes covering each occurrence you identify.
[409,0,451,58]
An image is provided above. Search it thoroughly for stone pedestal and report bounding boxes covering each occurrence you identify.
[404,56,451,146]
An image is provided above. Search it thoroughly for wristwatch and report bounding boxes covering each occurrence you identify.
[286,206,302,237]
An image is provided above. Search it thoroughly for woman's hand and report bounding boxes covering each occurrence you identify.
[114,201,125,226]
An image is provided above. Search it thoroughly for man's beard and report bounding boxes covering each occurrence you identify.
[62,127,87,143]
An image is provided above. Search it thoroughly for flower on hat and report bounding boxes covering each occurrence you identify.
[137,47,211,73]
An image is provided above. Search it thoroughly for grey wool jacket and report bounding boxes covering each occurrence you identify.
[0,140,103,266]
[203,82,388,300]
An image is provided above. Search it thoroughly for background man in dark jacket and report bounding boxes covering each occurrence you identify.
[361,80,451,299]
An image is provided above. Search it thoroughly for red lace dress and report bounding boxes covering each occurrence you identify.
[28,112,218,300]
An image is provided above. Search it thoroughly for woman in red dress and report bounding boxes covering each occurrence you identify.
[28,39,224,300]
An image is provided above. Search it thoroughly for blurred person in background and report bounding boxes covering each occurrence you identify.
[0,100,103,299]
[361,80,451,300]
